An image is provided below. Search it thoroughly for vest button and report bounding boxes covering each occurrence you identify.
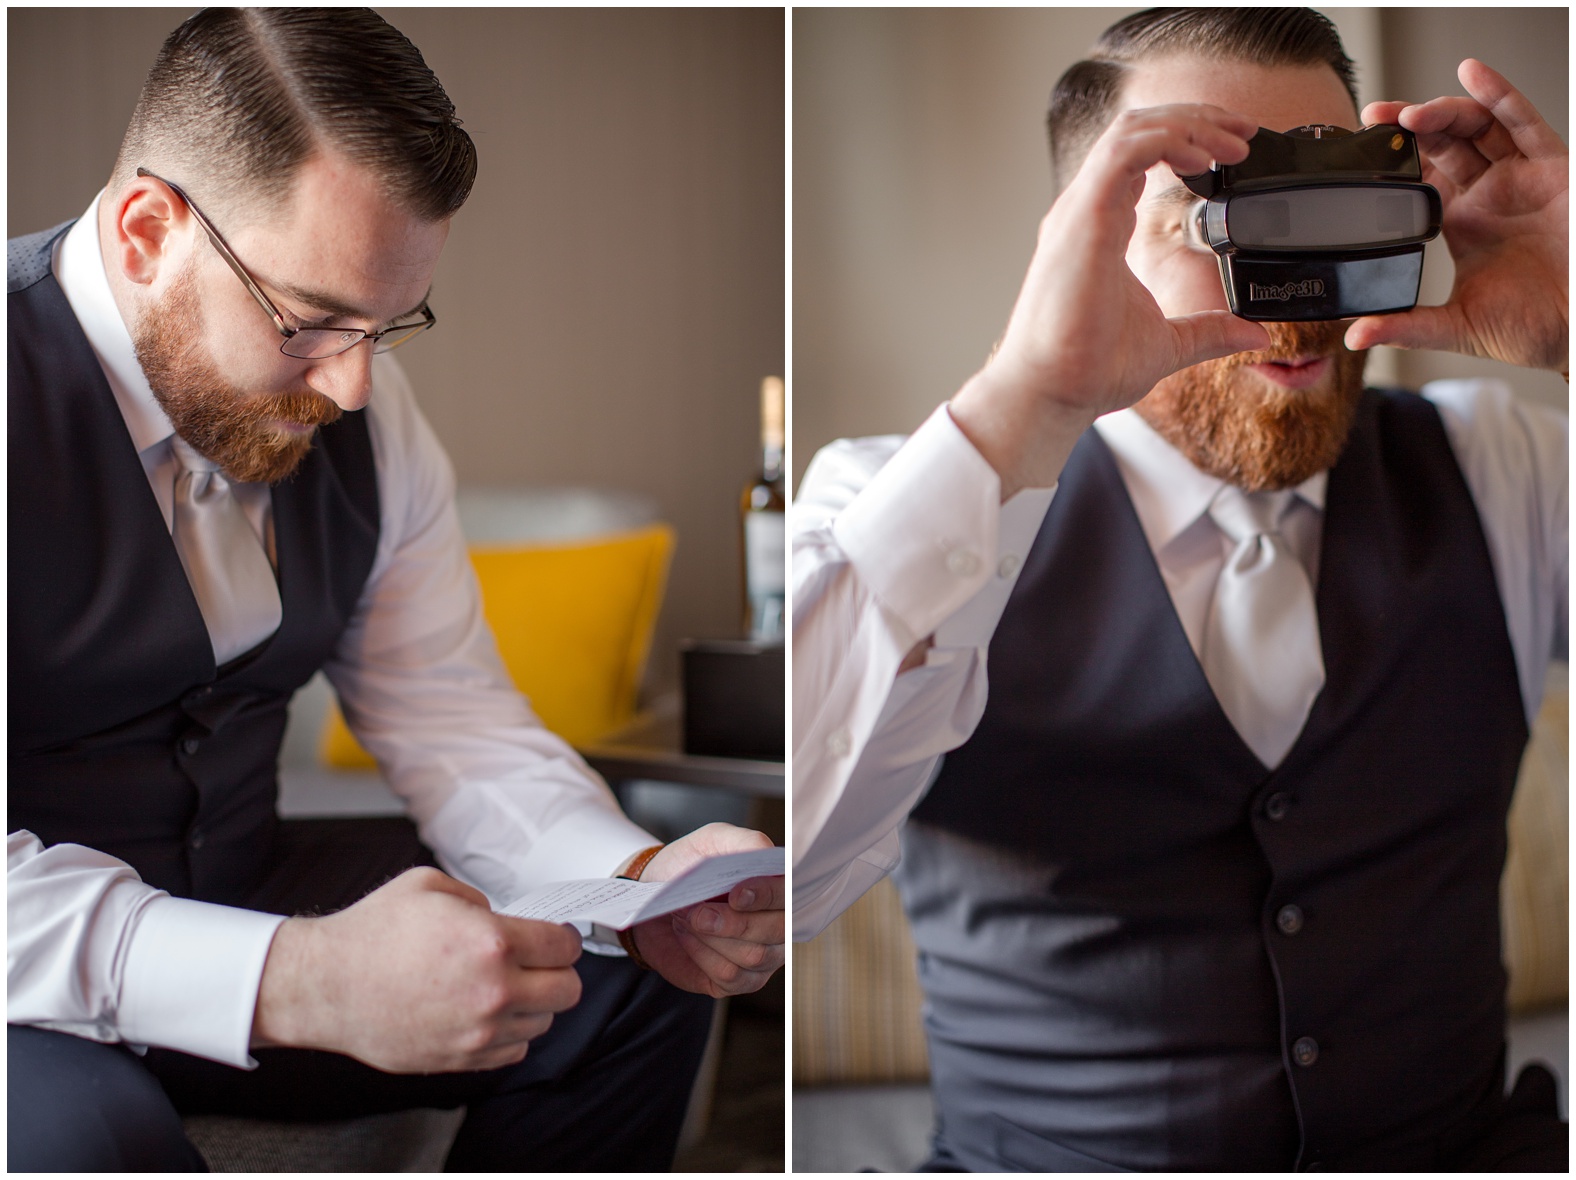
[189,827,205,850]
[1264,792,1291,821]
[997,554,1021,579]
[1277,904,1305,935]
[181,736,200,756]
[1293,1036,1319,1066]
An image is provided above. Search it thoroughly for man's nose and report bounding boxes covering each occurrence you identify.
[304,341,375,411]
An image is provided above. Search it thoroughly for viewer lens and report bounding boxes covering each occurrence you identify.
[1226,186,1431,250]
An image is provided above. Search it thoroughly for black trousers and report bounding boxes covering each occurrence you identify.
[8,818,715,1171]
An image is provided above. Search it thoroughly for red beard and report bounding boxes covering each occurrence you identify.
[134,265,343,484]
[1135,320,1367,491]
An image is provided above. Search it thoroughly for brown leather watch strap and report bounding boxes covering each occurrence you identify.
[616,844,664,970]
[617,844,664,882]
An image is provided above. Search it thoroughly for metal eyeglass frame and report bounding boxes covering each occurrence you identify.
[135,167,436,359]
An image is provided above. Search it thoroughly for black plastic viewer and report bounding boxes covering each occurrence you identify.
[1177,123,1443,321]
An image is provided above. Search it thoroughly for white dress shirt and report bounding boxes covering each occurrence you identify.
[793,385,1567,941]
[8,198,658,1067]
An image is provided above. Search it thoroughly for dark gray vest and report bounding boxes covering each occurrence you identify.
[8,223,381,905]
[900,390,1527,1171]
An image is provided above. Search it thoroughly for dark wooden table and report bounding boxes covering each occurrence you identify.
[576,694,784,799]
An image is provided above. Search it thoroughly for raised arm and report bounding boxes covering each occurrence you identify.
[793,103,1271,936]
[1346,59,1568,374]
[950,101,1270,498]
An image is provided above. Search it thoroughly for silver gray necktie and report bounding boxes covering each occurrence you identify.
[1202,486,1324,768]
[170,435,282,665]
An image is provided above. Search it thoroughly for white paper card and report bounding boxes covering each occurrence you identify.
[498,847,784,930]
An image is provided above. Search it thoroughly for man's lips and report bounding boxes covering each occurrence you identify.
[1245,355,1333,390]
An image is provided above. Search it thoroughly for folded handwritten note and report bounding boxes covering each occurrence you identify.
[498,847,784,930]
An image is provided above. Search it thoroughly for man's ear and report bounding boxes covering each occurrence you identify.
[107,176,189,287]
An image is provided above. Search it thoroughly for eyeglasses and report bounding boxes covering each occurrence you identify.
[136,167,436,359]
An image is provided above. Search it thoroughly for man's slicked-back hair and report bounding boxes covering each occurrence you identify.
[112,7,476,223]
[1046,8,1358,192]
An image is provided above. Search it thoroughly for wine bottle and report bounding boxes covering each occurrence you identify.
[741,375,786,640]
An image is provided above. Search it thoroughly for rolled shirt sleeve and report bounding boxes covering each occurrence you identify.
[1424,378,1568,720]
[792,404,1054,938]
[323,355,657,908]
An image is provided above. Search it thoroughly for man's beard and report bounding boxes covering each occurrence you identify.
[134,266,343,485]
[1134,320,1367,492]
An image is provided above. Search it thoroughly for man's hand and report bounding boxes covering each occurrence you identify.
[1346,59,1568,373]
[631,823,784,998]
[252,867,583,1074]
[951,103,1271,499]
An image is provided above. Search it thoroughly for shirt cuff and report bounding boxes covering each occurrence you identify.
[425,782,659,909]
[834,403,1055,646]
[506,805,658,892]
[934,477,1056,649]
[117,896,286,1068]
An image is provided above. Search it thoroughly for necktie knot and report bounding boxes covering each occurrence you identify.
[1208,486,1294,545]
[171,434,220,476]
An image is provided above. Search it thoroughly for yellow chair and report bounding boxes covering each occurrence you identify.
[321,522,675,767]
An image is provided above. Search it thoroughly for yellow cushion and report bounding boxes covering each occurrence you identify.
[321,523,674,768]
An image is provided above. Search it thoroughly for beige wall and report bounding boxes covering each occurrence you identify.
[9,8,785,691]
[792,7,1568,487]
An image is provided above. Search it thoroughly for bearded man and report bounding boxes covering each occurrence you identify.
[8,8,784,1171]
[793,8,1566,1171]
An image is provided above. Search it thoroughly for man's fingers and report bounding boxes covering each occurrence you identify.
[471,1040,532,1072]
[1344,304,1461,355]
[1078,106,1256,215]
[671,923,775,996]
[1399,95,1510,154]
[396,865,492,909]
[1168,309,1270,371]
[505,1011,556,1041]
[1457,58,1567,162]
[1368,96,1500,191]
[1360,100,1409,126]
[1364,62,1565,193]
[681,899,785,946]
[673,914,784,974]
[728,874,785,913]
[515,962,584,1014]
[495,915,584,969]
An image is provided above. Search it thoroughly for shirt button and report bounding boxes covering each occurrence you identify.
[181,736,200,756]
[997,554,1021,579]
[1293,1036,1319,1067]
[189,827,205,850]
[1277,904,1305,935]
[945,549,981,578]
[826,728,852,758]
[1264,792,1291,821]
